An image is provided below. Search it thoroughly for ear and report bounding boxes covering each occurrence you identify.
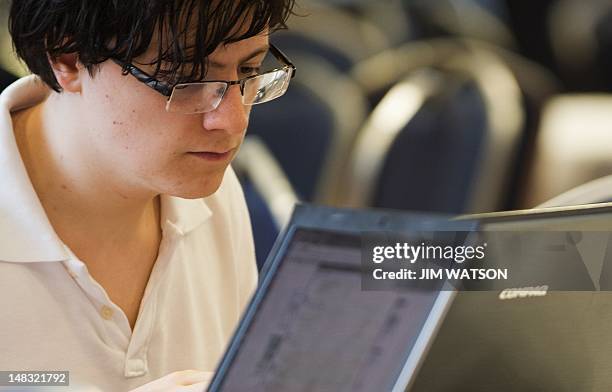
[49,53,82,93]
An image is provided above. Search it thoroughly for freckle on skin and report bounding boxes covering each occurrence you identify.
[60,184,67,190]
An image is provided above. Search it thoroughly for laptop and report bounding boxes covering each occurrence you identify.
[208,203,612,392]
[412,202,612,392]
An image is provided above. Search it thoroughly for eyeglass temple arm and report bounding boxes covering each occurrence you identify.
[112,59,174,96]
[270,44,296,78]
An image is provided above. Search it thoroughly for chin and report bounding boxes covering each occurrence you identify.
[167,173,225,199]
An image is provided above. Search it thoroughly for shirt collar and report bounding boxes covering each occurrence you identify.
[160,195,212,236]
[0,76,68,263]
[0,76,212,262]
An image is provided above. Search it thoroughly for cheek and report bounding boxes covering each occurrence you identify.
[78,64,235,196]
[81,65,187,158]
[85,66,166,127]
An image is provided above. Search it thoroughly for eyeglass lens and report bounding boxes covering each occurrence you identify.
[166,67,292,114]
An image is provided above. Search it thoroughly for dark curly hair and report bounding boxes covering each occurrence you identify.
[9,0,295,92]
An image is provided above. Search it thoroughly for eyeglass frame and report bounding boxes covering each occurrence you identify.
[112,44,296,107]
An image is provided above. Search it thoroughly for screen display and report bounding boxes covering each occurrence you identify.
[217,229,442,392]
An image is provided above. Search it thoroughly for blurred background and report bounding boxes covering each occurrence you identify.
[2,0,612,268]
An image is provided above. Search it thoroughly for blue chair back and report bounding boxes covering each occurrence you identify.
[249,52,368,204]
[374,78,487,213]
[248,78,334,201]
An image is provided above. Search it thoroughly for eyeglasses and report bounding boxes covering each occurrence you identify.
[113,44,296,114]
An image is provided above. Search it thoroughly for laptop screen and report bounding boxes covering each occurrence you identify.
[214,228,445,392]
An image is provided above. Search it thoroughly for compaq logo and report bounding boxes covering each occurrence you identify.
[498,285,549,300]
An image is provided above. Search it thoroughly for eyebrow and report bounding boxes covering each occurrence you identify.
[208,45,270,68]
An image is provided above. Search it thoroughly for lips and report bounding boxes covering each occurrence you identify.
[188,148,235,162]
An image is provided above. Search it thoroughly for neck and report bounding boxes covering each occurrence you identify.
[13,92,161,259]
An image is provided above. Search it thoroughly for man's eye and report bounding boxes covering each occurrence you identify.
[239,66,261,76]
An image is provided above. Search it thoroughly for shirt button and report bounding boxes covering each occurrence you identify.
[100,306,114,320]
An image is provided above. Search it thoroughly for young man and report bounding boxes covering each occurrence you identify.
[1,0,294,390]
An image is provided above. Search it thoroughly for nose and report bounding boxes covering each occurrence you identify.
[201,83,249,135]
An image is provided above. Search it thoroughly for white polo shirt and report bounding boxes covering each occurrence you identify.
[0,77,258,391]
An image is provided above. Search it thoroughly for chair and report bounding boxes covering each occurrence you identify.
[538,175,612,208]
[519,94,612,208]
[350,38,559,210]
[548,0,612,91]
[348,0,416,47]
[341,41,524,214]
[248,52,368,205]
[276,1,391,72]
[233,136,299,271]
[404,0,517,49]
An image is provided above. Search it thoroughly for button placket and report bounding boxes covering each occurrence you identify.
[124,226,180,378]
[61,257,131,351]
